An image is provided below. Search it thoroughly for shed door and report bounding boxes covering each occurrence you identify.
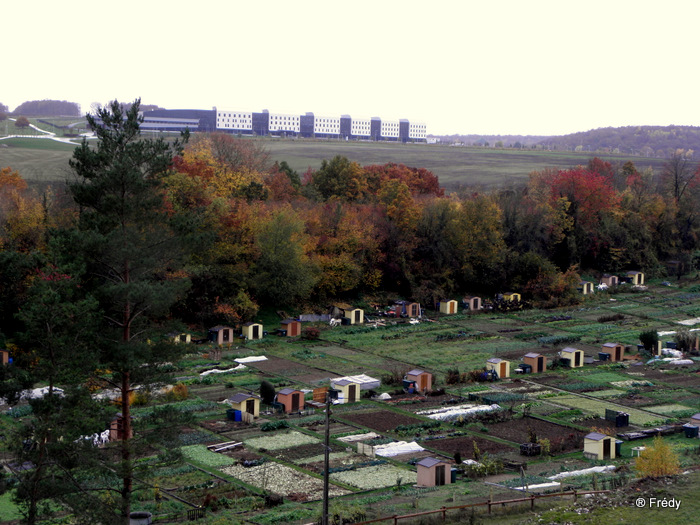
[348,384,357,401]
[245,399,255,415]
[435,465,445,486]
[450,302,456,314]
[252,325,259,339]
[474,298,480,309]
[603,438,611,459]
[615,347,622,361]
[223,329,230,342]
[500,362,506,377]
[355,310,361,323]
[574,352,581,367]
[291,393,300,411]
[537,356,544,372]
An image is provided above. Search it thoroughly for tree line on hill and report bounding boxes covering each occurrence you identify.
[1,99,700,521]
[3,103,700,337]
[438,125,700,158]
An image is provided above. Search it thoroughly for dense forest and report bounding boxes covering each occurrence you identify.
[2,100,700,521]
[2,104,700,338]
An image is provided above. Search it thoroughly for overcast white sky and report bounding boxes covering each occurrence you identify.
[4,1,699,136]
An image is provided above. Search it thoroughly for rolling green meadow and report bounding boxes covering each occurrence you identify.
[0,131,669,189]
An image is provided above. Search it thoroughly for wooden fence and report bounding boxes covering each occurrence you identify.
[350,489,610,524]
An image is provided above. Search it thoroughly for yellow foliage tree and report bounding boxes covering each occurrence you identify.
[635,436,680,478]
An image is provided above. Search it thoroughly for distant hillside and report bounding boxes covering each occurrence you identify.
[436,125,700,158]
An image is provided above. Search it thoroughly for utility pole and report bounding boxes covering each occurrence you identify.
[322,392,331,525]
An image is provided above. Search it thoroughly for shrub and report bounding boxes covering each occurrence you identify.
[635,436,680,478]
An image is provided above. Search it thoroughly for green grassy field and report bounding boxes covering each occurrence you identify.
[0,132,669,189]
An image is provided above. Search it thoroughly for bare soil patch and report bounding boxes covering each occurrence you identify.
[338,409,426,433]
[427,434,518,459]
[485,416,585,453]
[245,355,341,384]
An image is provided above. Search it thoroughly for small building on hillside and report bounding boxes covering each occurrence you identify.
[463,295,483,311]
[390,301,421,318]
[523,352,546,373]
[242,322,264,340]
[404,369,433,393]
[601,342,625,362]
[578,281,595,295]
[500,292,521,303]
[486,357,510,379]
[280,319,301,337]
[227,392,260,418]
[560,347,585,368]
[330,378,361,403]
[276,388,305,413]
[439,299,458,315]
[344,307,364,325]
[600,274,619,287]
[626,271,645,285]
[689,413,700,427]
[168,332,191,344]
[583,432,616,460]
[109,413,134,441]
[416,457,452,487]
[208,325,235,345]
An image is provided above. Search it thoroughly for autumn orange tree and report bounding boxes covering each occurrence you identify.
[635,435,680,478]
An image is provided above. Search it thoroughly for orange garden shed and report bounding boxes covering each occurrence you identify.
[417,457,452,487]
[280,319,301,337]
[276,388,305,413]
[523,352,546,373]
[601,342,625,362]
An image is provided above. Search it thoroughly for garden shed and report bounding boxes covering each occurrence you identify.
[583,432,616,460]
[578,281,594,295]
[601,342,625,362]
[463,295,482,311]
[276,388,305,413]
[523,352,546,373]
[168,332,191,344]
[690,413,700,426]
[227,392,260,418]
[330,378,361,403]
[486,357,510,378]
[208,325,234,345]
[344,307,364,325]
[404,369,433,393]
[501,292,521,302]
[390,301,421,318]
[280,319,301,337]
[600,274,619,287]
[560,347,584,368]
[439,299,458,314]
[416,457,452,487]
[109,413,133,441]
[242,322,263,340]
[626,271,645,285]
